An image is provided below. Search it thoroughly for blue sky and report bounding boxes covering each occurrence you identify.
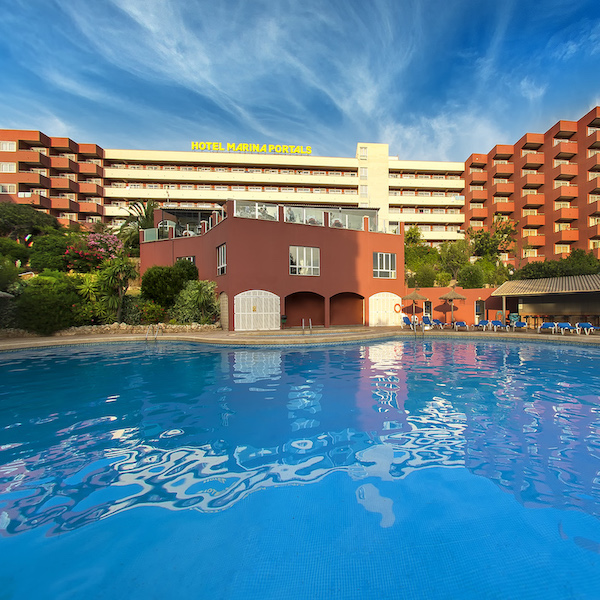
[1,0,600,161]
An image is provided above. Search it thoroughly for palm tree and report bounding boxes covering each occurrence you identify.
[118,200,158,256]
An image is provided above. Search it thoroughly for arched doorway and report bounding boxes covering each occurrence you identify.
[234,290,280,331]
[330,292,364,326]
[368,292,403,326]
[284,292,325,327]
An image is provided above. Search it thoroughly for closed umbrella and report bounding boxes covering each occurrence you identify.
[402,289,428,317]
[439,286,466,324]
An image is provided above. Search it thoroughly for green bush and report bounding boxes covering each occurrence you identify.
[29,234,69,272]
[141,262,198,307]
[16,275,81,335]
[457,264,485,289]
[0,257,19,291]
[435,271,452,287]
[414,264,437,288]
[172,280,219,324]
[0,297,18,329]
[0,238,30,264]
[173,259,198,281]
[121,295,142,325]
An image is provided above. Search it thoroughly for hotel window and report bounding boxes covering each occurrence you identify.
[523,248,538,258]
[217,244,226,275]
[555,244,571,254]
[178,255,195,264]
[180,185,194,190]
[0,184,16,193]
[289,246,320,276]
[359,185,368,197]
[0,163,16,173]
[359,146,368,159]
[0,141,16,151]
[373,252,396,279]
[360,167,368,179]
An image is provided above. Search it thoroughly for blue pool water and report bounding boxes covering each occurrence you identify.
[1,339,600,599]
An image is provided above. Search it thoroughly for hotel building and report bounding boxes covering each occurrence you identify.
[0,132,465,245]
[464,105,600,264]
[2,104,600,261]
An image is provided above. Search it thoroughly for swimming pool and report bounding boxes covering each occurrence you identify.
[1,339,599,599]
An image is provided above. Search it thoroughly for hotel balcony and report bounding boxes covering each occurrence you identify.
[587,130,600,149]
[50,137,78,153]
[14,192,52,209]
[523,234,545,247]
[78,201,105,216]
[78,143,104,159]
[467,171,487,185]
[521,152,545,169]
[522,214,545,228]
[587,224,600,238]
[585,154,600,174]
[12,150,51,168]
[490,182,514,196]
[550,184,578,201]
[521,255,546,265]
[553,141,578,159]
[553,206,579,221]
[78,182,104,196]
[50,197,79,212]
[521,173,544,188]
[16,172,51,189]
[50,177,79,193]
[555,229,579,242]
[490,162,514,178]
[78,162,104,177]
[550,163,578,180]
[521,193,545,207]
[469,207,488,219]
[492,145,513,160]
[518,133,544,150]
[50,156,79,173]
[589,200,600,215]
[468,189,487,201]
[492,200,514,214]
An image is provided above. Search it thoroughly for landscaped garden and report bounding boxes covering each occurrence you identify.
[0,202,219,336]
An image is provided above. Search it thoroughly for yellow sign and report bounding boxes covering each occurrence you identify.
[191,142,312,155]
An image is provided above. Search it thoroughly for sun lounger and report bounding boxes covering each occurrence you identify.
[490,320,508,332]
[474,319,489,331]
[422,316,433,328]
[402,316,415,330]
[511,321,527,332]
[432,319,445,329]
[556,322,579,335]
[576,322,600,335]
[537,322,557,334]
[454,321,469,331]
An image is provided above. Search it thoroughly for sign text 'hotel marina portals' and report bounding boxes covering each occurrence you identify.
[191,142,312,155]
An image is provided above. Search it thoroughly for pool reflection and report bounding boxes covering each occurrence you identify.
[0,340,599,536]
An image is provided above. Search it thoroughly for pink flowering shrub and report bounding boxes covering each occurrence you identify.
[65,233,123,272]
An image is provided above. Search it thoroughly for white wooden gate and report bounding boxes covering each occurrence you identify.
[234,290,281,331]
[368,292,403,326]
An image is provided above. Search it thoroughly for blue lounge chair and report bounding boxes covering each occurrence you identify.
[511,321,527,332]
[432,319,445,329]
[402,316,415,330]
[454,321,468,331]
[490,320,508,332]
[422,316,433,328]
[538,322,556,334]
[556,322,579,335]
[474,319,489,331]
[577,322,600,335]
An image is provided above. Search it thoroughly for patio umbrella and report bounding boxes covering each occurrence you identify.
[402,289,428,316]
[439,286,467,323]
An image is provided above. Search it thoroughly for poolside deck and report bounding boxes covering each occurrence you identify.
[2,325,600,351]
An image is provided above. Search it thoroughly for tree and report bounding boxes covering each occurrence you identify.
[97,257,138,322]
[458,264,485,289]
[439,240,471,280]
[141,261,198,308]
[65,232,123,272]
[29,233,70,272]
[414,264,437,287]
[119,200,158,256]
[404,226,439,279]
[0,256,19,291]
[0,237,30,265]
[0,203,60,241]
[468,216,517,260]
[513,249,600,279]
